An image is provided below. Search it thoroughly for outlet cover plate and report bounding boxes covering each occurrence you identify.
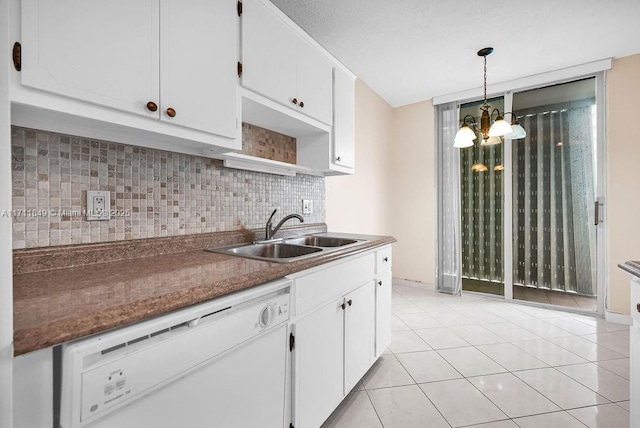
[302,199,313,215]
[87,190,111,221]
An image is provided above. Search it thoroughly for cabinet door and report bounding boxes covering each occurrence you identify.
[375,272,393,357]
[332,68,355,169]
[296,39,333,125]
[21,0,160,117]
[294,300,344,428]
[242,0,296,108]
[344,282,375,392]
[631,325,640,427]
[161,0,237,138]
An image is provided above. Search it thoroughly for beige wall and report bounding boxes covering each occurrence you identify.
[389,101,436,284]
[326,79,394,235]
[606,54,640,315]
[326,80,437,284]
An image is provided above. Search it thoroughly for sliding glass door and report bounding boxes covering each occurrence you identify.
[459,76,604,313]
[510,78,599,311]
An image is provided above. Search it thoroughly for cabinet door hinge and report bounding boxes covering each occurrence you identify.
[237,1,243,16]
[237,61,243,77]
[12,42,21,72]
[289,332,295,351]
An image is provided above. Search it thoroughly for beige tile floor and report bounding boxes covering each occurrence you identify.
[321,280,630,428]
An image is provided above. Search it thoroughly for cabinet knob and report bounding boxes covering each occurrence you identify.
[341,302,346,310]
[291,98,298,105]
[383,257,389,262]
[299,101,304,108]
[637,303,640,313]
[348,299,353,306]
[378,281,383,286]
[146,101,158,112]
[166,107,176,118]
[336,156,342,162]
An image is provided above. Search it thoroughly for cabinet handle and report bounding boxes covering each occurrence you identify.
[166,107,176,118]
[336,156,342,162]
[378,281,383,286]
[299,101,304,108]
[146,101,158,112]
[348,299,353,306]
[637,303,640,313]
[383,257,389,262]
[291,98,298,105]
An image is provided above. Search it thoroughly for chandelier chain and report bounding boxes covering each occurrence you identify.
[483,55,487,105]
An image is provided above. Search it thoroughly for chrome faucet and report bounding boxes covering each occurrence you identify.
[265,209,304,240]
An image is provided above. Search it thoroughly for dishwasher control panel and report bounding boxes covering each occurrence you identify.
[257,300,288,329]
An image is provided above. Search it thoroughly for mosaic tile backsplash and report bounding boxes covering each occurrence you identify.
[11,126,324,249]
[241,123,297,164]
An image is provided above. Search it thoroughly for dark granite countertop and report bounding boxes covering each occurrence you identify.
[13,224,395,355]
[619,261,640,280]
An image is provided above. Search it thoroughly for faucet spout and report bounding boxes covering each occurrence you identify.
[265,210,304,240]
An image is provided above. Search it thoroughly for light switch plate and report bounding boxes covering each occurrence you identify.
[86,190,111,221]
[302,199,313,215]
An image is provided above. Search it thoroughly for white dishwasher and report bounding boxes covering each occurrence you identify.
[59,279,291,428]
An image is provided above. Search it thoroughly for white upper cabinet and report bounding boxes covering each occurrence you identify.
[295,38,333,125]
[15,0,239,153]
[161,0,237,138]
[21,0,160,117]
[241,0,333,125]
[241,0,296,111]
[332,67,356,171]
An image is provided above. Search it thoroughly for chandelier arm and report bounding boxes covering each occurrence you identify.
[461,114,479,132]
[490,108,503,121]
[502,111,521,124]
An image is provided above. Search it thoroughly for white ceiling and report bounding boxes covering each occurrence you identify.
[269,0,640,107]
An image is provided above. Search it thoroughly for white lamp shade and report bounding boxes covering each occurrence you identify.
[488,119,513,137]
[505,123,526,139]
[454,126,477,148]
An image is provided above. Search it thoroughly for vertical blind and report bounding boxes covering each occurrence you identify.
[460,142,504,283]
[512,102,597,296]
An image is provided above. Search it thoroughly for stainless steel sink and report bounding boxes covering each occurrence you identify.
[208,242,322,263]
[284,236,360,248]
[206,234,366,263]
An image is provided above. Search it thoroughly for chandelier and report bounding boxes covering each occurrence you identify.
[454,47,526,148]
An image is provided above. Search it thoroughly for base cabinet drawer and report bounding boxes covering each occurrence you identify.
[376,246,392,274]
[293,253,375,316]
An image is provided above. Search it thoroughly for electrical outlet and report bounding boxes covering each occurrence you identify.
[302,199,313,215]
[87,190,111,221]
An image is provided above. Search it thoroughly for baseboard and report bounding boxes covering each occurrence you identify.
[605,309,632,326]
[392,277,436,291]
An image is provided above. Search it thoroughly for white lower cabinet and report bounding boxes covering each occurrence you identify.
[343,282,376,394]
[294,281,375,428]
[290,245,392,428]
[630,324,639,427]
[375,271,393,358]
[294,297,346,428]
[13,348,54,428]
[630,276,640,427]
